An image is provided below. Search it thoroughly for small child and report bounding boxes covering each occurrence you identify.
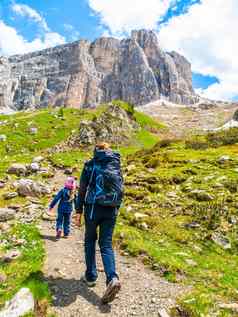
[49,177,77,239]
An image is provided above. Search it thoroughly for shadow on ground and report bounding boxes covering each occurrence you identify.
[41,234,57,242]
[45,276,111,314]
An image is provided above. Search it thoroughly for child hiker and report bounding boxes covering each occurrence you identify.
[49,176,77,239]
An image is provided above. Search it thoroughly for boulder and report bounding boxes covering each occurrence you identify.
[0,181,5,189]
[158,309,170,317]
[3,192,18,200]
[29,127,38,134]
[217,156,231,164]
[15,179,51,197]
[188,189,213,201]
[68,104,139,146]
[32,156,44,163]
[211,233,231,250]
[0,249,21,263]
[0,208,16,222]
[0,272,7,283]
[0,135,7,142]
[0,288,34,317]
[7,163,27,176]
[218,303,238,312]
[134,212,148,221]
[29,162,40,172]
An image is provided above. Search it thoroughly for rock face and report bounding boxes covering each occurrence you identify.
[0,30,198,111]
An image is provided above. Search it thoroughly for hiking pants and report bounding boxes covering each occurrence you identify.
[84,204,119,284]
[56,211,71,236]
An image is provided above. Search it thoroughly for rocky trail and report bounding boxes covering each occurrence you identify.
[40,172,188,317]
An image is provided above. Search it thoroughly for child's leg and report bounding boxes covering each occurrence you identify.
[56,212,64,233]
[63,212,71,236]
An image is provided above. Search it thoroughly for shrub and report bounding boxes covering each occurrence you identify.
[207,128,238,147]
[185,137,209,150]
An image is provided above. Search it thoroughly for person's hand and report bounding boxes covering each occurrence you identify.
[75,213,82,227]
[48,208,54,215]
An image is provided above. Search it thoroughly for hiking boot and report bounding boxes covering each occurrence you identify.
[82,275,97,287]
[56,229,62,239]
[101,277,121,304]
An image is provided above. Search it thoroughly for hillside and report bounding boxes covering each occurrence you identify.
[138,99,238,137]
[0,101,238,316]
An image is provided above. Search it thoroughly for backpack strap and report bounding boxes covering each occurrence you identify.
[84,164,95,204]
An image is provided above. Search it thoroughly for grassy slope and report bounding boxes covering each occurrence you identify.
[116,137,238,316]
[1,101,237,316]
[0,102,162,314]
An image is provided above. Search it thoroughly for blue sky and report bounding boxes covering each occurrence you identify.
[0,0,237,101]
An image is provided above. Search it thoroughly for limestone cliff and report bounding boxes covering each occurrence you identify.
[0,30,198,111]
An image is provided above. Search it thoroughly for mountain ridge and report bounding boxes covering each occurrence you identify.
[0,29,198,111]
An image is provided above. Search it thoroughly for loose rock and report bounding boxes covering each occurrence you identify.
[219,303,238,312]
[218,156,231,164]
[211,233,231,250]
[0,208,16,222]
[158,309,171,317]
[7,163,27,176]
[15,179,51,197]
[29,127,38,134]
[3,192,18,200]
[0,288,34,317]
[0,272,7,283]
[0,135,7,142]
[1,249,21,263]
[32,156,44,163]
[188,189,213,201]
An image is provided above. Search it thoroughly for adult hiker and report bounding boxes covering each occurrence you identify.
[75,142,123,304]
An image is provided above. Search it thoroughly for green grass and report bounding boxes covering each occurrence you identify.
[115,139,238,316]
[0,224,48,308]
[0,101,163,314]
[2,102,237,316]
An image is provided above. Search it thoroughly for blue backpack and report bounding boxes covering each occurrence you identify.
[85,150,123,217]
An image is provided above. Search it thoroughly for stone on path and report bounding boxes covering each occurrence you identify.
[158,309,171,317]
[0,288,34,317]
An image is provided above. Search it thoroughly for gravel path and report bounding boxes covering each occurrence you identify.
[41,220,188,317]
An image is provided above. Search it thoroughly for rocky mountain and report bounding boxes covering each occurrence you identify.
[0,29,198,111]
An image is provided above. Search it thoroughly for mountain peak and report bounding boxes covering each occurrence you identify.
[0,30,198,111]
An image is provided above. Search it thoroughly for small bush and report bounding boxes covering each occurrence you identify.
[207,128,238,147]
[185,138,209,150]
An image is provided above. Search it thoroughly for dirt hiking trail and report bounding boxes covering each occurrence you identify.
[41,171,188,317]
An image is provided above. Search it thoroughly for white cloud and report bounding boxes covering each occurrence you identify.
[63,23,74,31]
[0,20,65,56]
[88,0,174,36]
[159,0,238,101]
[12,3,49,31]
[0,2,66,56]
